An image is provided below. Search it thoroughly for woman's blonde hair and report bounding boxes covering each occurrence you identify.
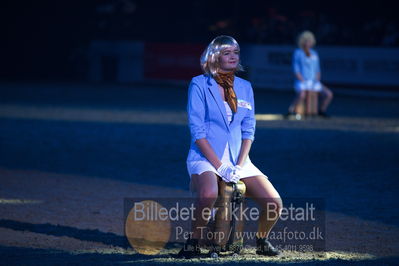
[200,35,244,76]
[297,31,316,48]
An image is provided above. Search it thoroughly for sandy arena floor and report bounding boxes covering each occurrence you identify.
[0,82,398,265]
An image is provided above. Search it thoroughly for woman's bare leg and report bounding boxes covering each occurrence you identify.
[289,91,307,113]
[241,175,283,239]
[189,171,219,239]
[319,86,333,113]
[306,91,313,115]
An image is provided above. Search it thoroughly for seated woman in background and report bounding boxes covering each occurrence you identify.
[287,31,333,118]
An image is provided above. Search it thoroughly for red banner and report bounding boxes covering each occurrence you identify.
[144,42,205,80]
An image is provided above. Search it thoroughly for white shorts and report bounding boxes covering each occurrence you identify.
[294,80,322,92]
[186,142,267,179]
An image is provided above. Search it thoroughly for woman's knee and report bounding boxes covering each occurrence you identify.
[271,197,283,215]
[323,87,333,99]
[328,90,334,100]
[260,197,283,218]
[191,172,218,202]
[197,188,218,205]
[275,197,284,214]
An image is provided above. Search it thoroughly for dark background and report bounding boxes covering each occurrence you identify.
[2,0,398,81]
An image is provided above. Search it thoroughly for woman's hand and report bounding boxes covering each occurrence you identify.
[195,138,223,169]
[217,163,240,183]
[232,165,243,181]
[295,72,304,82]
[316,72,321,81]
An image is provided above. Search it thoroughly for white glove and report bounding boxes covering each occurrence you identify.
[228,165,242,183]
[217,163,238,183]
[234,165,243,179]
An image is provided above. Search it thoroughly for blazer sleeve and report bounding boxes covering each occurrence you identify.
[241,83,256,141]
[187,79,207,142]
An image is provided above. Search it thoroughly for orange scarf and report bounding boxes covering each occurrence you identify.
[214,72,237,113]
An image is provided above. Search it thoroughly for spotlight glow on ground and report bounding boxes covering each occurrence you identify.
[255,114,285,121]
[0,198,43,204]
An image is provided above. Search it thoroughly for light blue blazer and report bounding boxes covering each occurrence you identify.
[292,48,320,81]
[186,74,256,165]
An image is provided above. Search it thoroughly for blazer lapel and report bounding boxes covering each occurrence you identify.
[207,77,230,130]
[230,77,241,126]
[233,77,242,103]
